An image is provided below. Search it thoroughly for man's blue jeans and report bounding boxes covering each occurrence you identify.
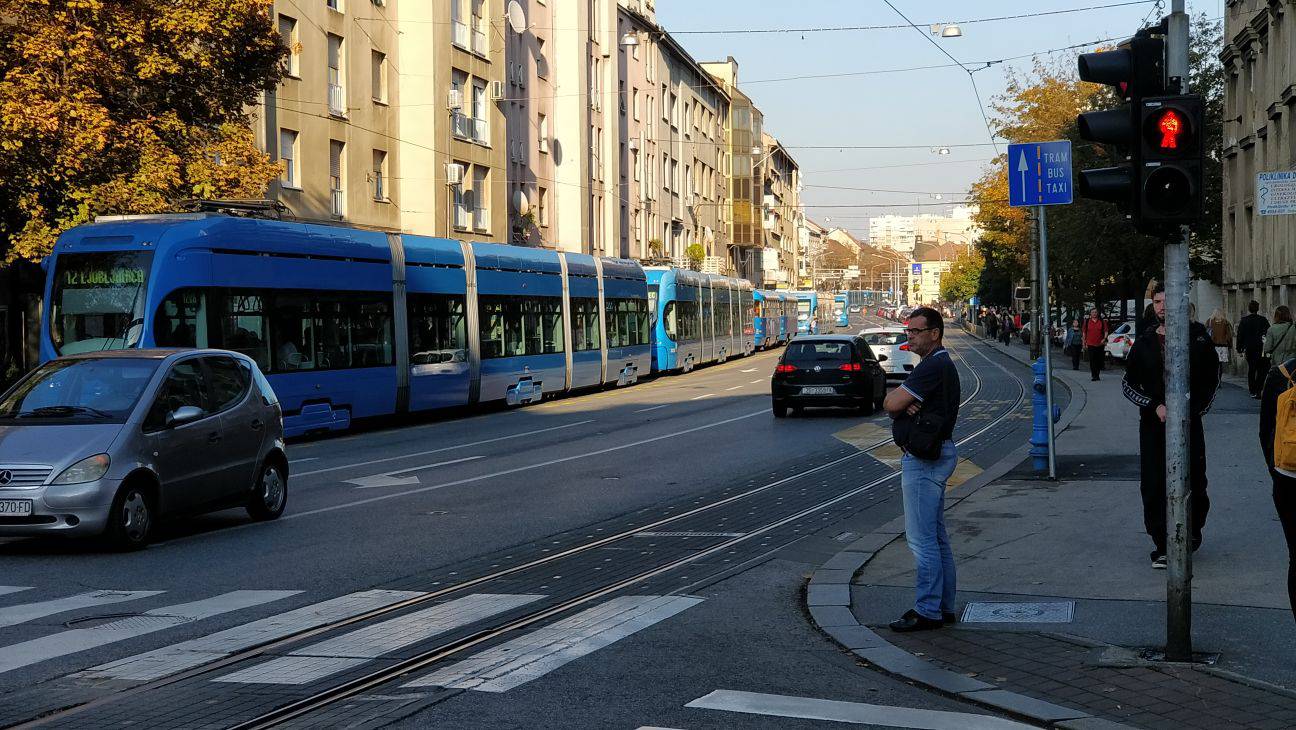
[901,440,959,620]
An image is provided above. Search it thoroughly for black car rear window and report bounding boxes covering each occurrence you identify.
[783,341,853,364]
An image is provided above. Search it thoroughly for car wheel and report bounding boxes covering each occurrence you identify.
[247,461,288,521]
[772,402,788,418]
[105,484,153,551]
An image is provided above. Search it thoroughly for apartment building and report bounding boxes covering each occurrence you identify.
[502,0,556,246]
[799,217,828,287]
[868,206,979,252]
[761,132,801,286]
[1220,0,1296,319]
[701,58,765,282]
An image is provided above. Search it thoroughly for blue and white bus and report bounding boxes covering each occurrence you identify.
[41,214,652,436]
[645,267,753,372]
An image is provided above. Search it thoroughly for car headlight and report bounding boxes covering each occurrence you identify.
[52,454,111,485]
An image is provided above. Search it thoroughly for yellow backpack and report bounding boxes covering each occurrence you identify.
[1277,362,1296,474]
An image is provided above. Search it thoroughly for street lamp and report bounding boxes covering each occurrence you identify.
[929,23,963,38]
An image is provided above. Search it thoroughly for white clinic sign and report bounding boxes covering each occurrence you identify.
[1257,170,1296,216]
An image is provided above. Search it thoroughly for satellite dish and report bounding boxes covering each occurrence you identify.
[513,189,530,215]
[506,0,527,33]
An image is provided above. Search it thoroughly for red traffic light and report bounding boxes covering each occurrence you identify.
[1155,109,1183,149]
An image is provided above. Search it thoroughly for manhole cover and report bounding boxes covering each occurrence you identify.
[65,613,190,630]
[961,601,1074,623]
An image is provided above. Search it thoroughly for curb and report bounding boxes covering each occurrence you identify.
[805,333,1129,729]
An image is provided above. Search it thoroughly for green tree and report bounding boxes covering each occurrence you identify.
[939,248,984,303]
[0,0,287,263]
[685,243,706,270]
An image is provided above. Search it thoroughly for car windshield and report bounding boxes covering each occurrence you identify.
[0,358,159,424]
[784,341,852,365]
[863,332,907,346]
[50,251,154,355]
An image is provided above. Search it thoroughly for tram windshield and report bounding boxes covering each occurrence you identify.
[50,251,153,355]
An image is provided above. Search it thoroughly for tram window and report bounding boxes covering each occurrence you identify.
[220,292,270,371]
[155,289,208,349]
[478,295,566,358]
[408,294,467,365]
[662,301,678,341]
[479,298,505,359]
[571,297,600,351]
[647,286,658,327]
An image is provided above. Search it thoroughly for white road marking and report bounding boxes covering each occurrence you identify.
[283,410,767,521]
[346,456,486,489]
[296,420,596,478]
[215,593,544,686]
[405,595,702,692]
[740,368,758,373]
[686,690,1037,730]
[690,393,714,401]
[724,385,744,391]
[750,379,763,384]
[0,591,300,675]
[0,590,164,629]
[78,589,425,682]
[633,404,670,413]
[0,587,32,598]
[288,457,319,464]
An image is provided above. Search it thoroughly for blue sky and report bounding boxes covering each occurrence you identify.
[655,0,1224,240]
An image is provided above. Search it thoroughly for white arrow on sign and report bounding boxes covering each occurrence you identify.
[346,455,485,489]
[1017,150,1030,202]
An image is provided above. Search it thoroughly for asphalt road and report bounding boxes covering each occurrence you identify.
[0,313,1045,729]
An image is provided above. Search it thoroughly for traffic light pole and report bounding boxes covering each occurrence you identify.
[1164,0,1193,663]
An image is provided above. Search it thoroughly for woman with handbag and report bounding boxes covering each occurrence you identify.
[883,307,961,632]
[1064,319,1083,370]
[1264,306,1296,369]
[1206,309,1233,371]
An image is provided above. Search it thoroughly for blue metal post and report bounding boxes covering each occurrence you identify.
[1029,357,1060,472]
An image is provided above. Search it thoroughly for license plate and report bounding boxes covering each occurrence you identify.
[0,500,33,517]
[800,386,836,395]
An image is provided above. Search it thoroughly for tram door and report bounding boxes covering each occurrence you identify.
[701,283,713,363]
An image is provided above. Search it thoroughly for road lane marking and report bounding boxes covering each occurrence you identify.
[296,420,595,478]
[215,594,544,686]
[288,457,319,465]
[633,404,670,413]
[405,595,701,692]
[0,591,300,675]
[346,456,487,489]
[283,410,767,521]
[750,379,763,384]
[741,368,758,372]
[725,385,744,391]
[0,587,32,598]
[690,393,714,400]
[685,690,1036,729]
[78,590,425,682]
[0,590,164,629]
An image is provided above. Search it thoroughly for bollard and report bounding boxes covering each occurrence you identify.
[1029,357,1060,472]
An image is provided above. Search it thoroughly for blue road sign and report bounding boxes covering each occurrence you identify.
[911,263,922,275]
[1007,140,1073,207]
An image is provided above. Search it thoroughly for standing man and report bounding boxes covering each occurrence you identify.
[1122,284,1221,568]
[1238,300,1271,398]
[884,307,961,631]
[1083,308,1108,382]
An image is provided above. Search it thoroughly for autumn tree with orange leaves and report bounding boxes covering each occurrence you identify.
[0,0,287,263]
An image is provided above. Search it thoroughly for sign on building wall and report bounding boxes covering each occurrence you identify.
[1257,171,1296,216]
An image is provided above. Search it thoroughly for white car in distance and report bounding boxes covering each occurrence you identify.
[860,326,919,380]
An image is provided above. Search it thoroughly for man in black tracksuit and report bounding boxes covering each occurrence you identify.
[1122,285,1221,568]
[1237,300,1270,397]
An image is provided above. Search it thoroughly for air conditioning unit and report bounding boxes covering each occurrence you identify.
[446,163,465,186]
[447,88,464,110]
[684,194,695,208]
[628,138,639,151]
[491,80,505,100]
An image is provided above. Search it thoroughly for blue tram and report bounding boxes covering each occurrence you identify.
[644,267,753,373]
[40,214,652,436]
[753,290,793,349]
[785,291,818,335]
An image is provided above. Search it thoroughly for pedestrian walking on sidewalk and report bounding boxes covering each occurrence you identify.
[985,310,999,342]
[1207,309,1234,372]
[1000,311,1015,346]
[1259,357,1296,623]
[1264,306,1296,370]
[883,306,961,632]
[1122,284,1221,568]
[1238,301,1271,398]
[1064,319,1083,370]
[1083,308,1108,381]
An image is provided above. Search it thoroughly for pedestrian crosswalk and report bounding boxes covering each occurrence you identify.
[0,586,704,696]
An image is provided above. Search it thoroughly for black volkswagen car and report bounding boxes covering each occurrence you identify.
[770,335,888,418]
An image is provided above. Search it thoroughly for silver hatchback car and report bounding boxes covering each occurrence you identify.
[0,349,287,549]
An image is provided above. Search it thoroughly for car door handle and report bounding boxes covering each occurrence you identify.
[207,432,222,444]
[250,418,264,431]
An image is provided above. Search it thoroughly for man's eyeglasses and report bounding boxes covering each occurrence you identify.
[903,326,935,336]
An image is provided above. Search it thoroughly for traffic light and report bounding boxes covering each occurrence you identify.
[1137,95,1204,225]
[1075,33,1165,215]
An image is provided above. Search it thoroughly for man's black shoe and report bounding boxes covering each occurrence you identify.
[942,610,959,625]
[889,609,943,632]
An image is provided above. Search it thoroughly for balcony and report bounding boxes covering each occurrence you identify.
[473,205,490,232]
[453,204,471,231]
[472,27,488,57]
[327,83,346,117]
[472,116,489,145]
[330,183,345,217]
[452,20,470,50]
[452,112,473,140]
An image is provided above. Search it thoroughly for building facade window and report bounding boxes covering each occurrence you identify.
[327,34,345,116]
[278,15,299,77]
[538,186,549,227]
[451,0,469,48]
[472,166,489,231]
[471,80,489,144]
[452,70,471,139]
[453,161,470,230]
[327,0,342,12]
[279,129,299,188]
[538,113,549,153]
[372,149,387,201]
[329,140,345,217]
[371,50,387,103]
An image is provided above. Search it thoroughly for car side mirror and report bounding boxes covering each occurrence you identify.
[165,405,204,428]
[877,354,889,362]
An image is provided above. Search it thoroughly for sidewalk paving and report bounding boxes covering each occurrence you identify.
[807,328,1296,729]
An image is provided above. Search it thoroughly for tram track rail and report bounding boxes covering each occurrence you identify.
[15,333,1023,730]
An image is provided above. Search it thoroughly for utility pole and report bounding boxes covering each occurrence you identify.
[1163,0,1193,663]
